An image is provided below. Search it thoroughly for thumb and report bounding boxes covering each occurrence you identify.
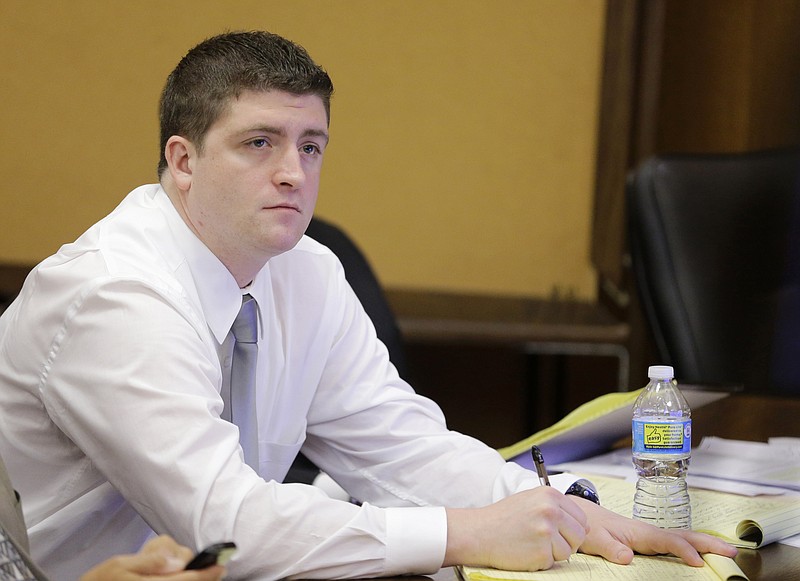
[123,551,184,575]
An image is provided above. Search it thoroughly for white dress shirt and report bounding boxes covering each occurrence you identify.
[0,185,576,580]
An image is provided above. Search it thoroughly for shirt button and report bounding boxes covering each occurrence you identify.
[223,356,232,368]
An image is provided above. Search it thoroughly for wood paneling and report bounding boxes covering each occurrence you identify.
[592,0,800,388]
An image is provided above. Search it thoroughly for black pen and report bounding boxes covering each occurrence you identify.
[531,445,551,487]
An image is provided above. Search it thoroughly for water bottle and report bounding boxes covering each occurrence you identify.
[631,365,692,529]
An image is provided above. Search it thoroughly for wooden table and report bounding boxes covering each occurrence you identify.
[685,391,800,579]
[691,391,800,441]
[697,394,800,577]
[734,543,800,581]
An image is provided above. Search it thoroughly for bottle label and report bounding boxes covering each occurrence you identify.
[632,419,691,454]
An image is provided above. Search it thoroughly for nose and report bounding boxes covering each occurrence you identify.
[273,148,304,189]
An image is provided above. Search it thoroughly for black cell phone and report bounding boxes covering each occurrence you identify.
[185,541,237,570]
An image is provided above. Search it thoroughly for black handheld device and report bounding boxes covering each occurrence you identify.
[185,541,237,570]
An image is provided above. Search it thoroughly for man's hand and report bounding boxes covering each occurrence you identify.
[570,496,737,567]
[444,486,590,571]
[443,488,737,572]
[79,535,225,581]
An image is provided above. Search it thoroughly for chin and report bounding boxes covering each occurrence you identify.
[260,216,310,254]
[267,232,305,257]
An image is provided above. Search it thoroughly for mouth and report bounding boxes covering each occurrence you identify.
[264,204,301,213]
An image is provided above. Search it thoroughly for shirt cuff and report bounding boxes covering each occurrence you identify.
[511,471,589,495]
[384,506,447,576]
[549,472,586,494]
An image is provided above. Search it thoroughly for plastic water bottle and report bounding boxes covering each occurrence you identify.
[632,365,692,529]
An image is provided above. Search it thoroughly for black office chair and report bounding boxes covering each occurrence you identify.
[285,217,408,483]
[304,217,407,377]
[627,148,800,393]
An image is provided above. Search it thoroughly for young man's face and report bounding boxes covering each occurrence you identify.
[181,89,329,273]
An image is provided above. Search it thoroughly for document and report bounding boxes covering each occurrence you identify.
[551,445,796,497]
[498,388,729,467]
[690,437,800,491]
[590,475,800,549]
[460,552,747,581]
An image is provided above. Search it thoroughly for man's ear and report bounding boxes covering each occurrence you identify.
[164,136,196,191]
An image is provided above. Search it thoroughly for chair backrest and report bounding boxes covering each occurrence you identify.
[305,217,408,378]
[627,148,800,392]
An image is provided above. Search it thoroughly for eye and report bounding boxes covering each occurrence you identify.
[301,143,322,156]
[248,138,270,149]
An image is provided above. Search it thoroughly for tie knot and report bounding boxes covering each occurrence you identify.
[232,294,258,344]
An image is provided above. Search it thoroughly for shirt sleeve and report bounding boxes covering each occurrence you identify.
[39,279,436,580]
[39,267,589,580]
[294,265,592,564]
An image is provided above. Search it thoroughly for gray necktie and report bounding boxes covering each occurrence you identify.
[229,294,259,470]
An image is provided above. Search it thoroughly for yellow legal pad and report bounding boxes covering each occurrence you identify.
[460,552,746,581]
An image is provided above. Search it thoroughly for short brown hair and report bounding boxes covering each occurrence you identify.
[157,31,334,177]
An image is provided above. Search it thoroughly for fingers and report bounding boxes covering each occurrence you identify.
[581,526,635,566]
[137,536,228,579]
[576,501,738,568]
[554,489,590,535]
[618,526,737,567]
[140,535,195,569]
[444,486,590,572]
[550,533,577,563]
[166,565,227,581]
[549,493,589,558]
[78,536,227,581]
[624,530,706,566]
[518,486,588,566]
[666,531,738,566]
[78,552,174,581]
[678,530,738,558]
[109,551,177,575]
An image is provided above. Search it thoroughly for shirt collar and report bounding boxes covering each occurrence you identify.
[154,186,269,344]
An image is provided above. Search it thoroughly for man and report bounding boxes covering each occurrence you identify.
[0,455,224,580]
[0,31,735,579]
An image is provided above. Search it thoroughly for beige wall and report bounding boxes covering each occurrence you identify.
[0,0,605,299]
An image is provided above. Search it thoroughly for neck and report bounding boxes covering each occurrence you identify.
[160,176,265,289]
